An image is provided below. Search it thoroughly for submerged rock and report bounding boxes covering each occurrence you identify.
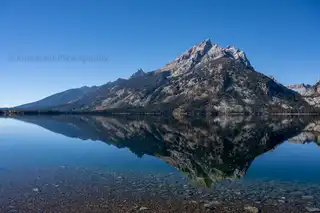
[203,200,221,208]
[244,206,259,213]
[139,207,149,211]
[306,207,320,212]
[302,195,314,200]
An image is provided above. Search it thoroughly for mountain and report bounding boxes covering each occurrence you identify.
[15,115,310,187]
[129,68,146,79]
[15,86,98,110]
[156,40,252,75]
[16,39,310,113]
[288,81,320,107]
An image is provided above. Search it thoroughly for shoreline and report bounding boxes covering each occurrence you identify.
[1,109,320,117]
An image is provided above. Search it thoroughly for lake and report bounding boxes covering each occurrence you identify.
[0,115,320,213]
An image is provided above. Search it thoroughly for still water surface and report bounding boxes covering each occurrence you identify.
[0,116,320,212]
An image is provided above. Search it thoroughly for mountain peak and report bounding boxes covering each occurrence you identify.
[130,68,146,79]
[200,38,212,46]
[158,39,251,75]
[224,45,251,67]
[288,83,312,90]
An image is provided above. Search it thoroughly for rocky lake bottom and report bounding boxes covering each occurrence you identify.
[2,166,320,213]
[1,116,320,212]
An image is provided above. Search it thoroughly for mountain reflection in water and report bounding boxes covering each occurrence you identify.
[14,115,317,188]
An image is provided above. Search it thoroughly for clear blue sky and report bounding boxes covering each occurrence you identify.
[0,0,319,107]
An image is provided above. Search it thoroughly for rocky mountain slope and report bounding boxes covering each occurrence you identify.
[16,115,309,187]
[16,39,310,113]
[16,86,98,110]
[288,81,320,107]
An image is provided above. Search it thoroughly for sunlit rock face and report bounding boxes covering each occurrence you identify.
[16,115,309,187]
[288,82,320,108]
[157,39,251,76]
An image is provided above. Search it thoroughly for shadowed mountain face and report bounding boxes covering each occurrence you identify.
[14,39,309,113]
[16,116,311,187]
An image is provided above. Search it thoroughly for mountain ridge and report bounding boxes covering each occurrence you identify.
[15,86,98,110]
[288,81,320,107]
[14,39,312,114]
